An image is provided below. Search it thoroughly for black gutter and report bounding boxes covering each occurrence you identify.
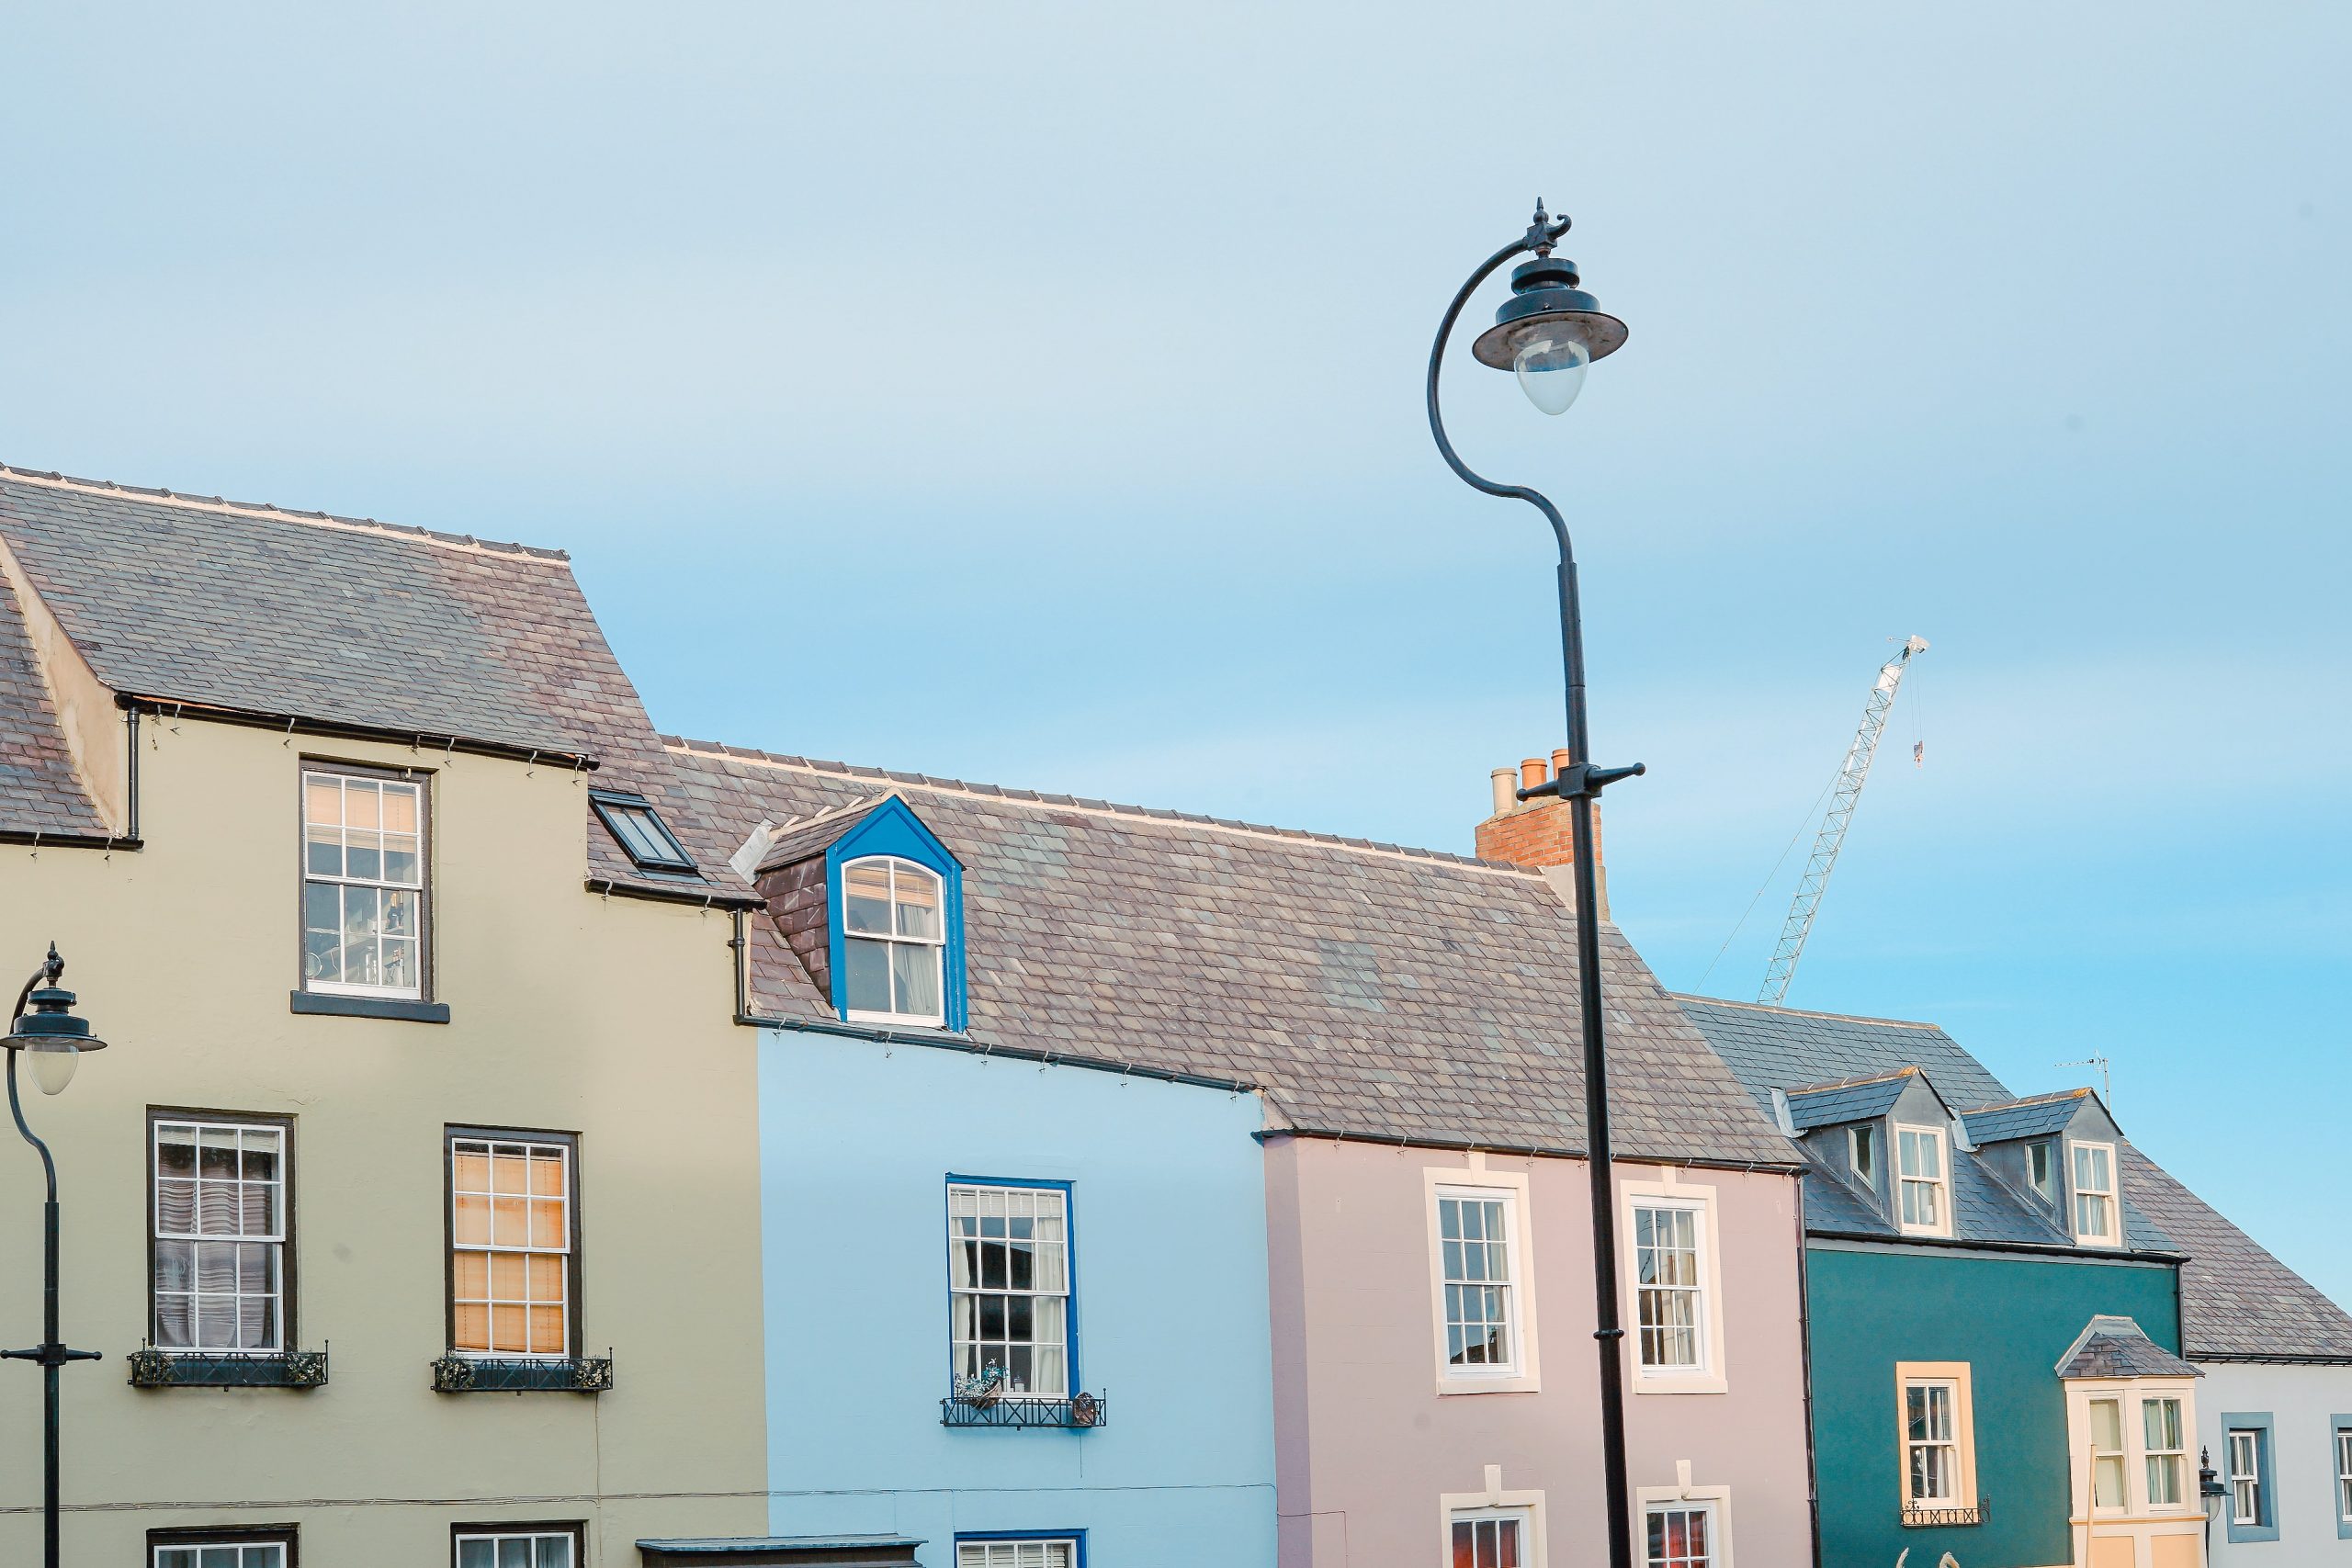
[1795,1173,1822,1568]
[1257,1125,1806,1178]
[2190,1350,2352,1366]
[583,877,762,912]
[1807,1228,2189,1265]
[118,694,599,773]
[0,830,140,852]
[741,1010,1264,1096]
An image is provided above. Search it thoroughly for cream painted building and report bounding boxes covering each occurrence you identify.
[0,468,768,1566]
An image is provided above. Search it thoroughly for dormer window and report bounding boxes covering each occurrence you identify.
[591,791,695,874]
[2071,1141,2120,1246]
[842,856,945,1024]
[1849,1125,1878,1190]
[1895,1126,1951,1235]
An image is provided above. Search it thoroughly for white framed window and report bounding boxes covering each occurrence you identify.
[1426,1165,1540,1394]
[153,1536,291,1568]
[949,1182,1070,1399]
[2229,1427,2265,1526]
[2335,1424,2352,1525]
[2087,1395,2128,1508]
[449,1134,575,1359]
[1848,1124,1877,1190]
[1620,1174,1725,1394]
[1633,1203,1706,1373]
[301,766,426,998]
[2071,1141,2120,1245]
[456,1530,579,1567]
[152,1118,287,1353]
[1645,1502,1716,1568]
[1897,1361,1978,1519]
[2143,1395,2187,1506]
[956,1540,1078,1568]
[1439,1188,1521,1375]
[842,855,945,1023]
[2028,1140,2055,1201]
[1450,1507,1532,1568]
[1895,1125,1950,1235]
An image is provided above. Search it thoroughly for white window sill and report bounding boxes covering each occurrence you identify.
[1634,1370,1729,1395]
[1437,1371,1539,1396]
[844,1010,947,1029]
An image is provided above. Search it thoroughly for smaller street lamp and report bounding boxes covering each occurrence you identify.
[2199,1446,2229,1549]
[3,942,108,1568]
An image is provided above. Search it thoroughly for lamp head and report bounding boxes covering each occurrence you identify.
[1470,219,1629,416]
[6,948,106,1096]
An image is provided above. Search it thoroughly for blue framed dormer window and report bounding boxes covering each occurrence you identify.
[820,796,967,1032]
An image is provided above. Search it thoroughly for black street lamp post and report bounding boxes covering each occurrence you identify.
[3,943,108,1568]
[1427,202,1645,1568]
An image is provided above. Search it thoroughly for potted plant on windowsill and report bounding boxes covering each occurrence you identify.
[955,1366,1009,1409]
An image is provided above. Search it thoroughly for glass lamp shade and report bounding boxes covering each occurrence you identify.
[26,1041,79,1096]
[1513,333,1591,415]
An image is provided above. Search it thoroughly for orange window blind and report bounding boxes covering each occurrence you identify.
[450,1138,571,1356]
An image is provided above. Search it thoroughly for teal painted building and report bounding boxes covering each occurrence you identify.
[1681,997,2211,1568]
[1807,1243,2182,1567]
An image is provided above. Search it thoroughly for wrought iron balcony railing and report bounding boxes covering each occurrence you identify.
[940,1389,1104,1429]
[126,1346,329,1389]
[1901,1497,1989,1528]
[431,1353,614,1393]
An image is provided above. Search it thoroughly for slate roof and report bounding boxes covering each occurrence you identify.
[1674,994,2010,1108]
[752,797,893,874]
[0,466,745,900]
[666,740,1801,1168]
[0,566,107,836]
[1783,1068,1922,1131]
[2119,1146,2352,1361]
[2056,1315,2202,1380]
[1962,1089,2098,1145]
[1678,993,2352,1360]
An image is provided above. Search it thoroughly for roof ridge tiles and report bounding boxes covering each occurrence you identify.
[1786,1065,1923,1095]
[1668,993,1951,1030]
[1968,1087,2093,1111]
[662,735,1535,877]
[0,462,571,563]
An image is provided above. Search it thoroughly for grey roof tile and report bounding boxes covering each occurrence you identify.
[0,467,741,900]
[668,741,1799,1168]
[1784,1069,1919,1130]
[2119,1145,2352,1360]
[1962,1089,2099,1145]
[2057,1316,2201,1379]
[0,567,107,836]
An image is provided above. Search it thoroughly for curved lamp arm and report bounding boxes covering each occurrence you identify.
[1425,209,1576,562]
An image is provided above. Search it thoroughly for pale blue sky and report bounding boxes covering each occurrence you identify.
[6,5,2346,1301]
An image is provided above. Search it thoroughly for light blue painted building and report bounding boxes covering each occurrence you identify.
[752,1025,1277,1566]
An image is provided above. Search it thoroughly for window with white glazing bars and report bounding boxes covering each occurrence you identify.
[2143,1397,2187,1506]
[153,1120,285,1352]
[1646,1503,1713,1567]
[2088,1396,2128,1507]
[2072,1142,2118,1242]
[1439,1191,1517,1371]
[301,768,425,998]
[154,1542,287,1568]
[456,1530,577,1567]
[842,856,944,1022]
[1896,1126,1947,1231]
[449,1136,573,1358]
[1906,1380,1961,1502]
[949,1184,1069,1397]
[1449,1509,1528,1568]
[2229,1428,2264,1524]
[956,1541,1076,1568]
[1634,1203,1703,1371]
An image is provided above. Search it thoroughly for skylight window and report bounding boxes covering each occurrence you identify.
[591,792,695,873]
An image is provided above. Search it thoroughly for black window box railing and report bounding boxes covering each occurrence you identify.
[940,1390,1104,1429]
[1901,1498,1988,1528]
[431,1353,614,1393]
[126,1347,329,1389]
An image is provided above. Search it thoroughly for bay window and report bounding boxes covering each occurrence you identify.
[2143,1396,2186,1506]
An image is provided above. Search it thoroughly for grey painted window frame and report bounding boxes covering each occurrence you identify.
[2222,1410,2279,1543]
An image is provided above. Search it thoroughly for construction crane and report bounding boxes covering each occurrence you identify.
[1758,636,1929,1004]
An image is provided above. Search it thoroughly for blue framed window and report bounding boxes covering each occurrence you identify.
[945,1177,1076,1401]
[825,798,966,1031]
[2223,1412,2279,1543]
[954,1532,1085,1568]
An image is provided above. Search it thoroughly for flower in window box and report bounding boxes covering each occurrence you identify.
[956,1365,1009,1407]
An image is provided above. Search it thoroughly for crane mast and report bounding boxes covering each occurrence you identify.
[1758,636,1928,1005]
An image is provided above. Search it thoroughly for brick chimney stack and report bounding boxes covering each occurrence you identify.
[1475,750,1609,920]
